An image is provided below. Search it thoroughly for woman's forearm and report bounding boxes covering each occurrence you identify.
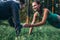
[23,21,45,28]
[31,21,45,27]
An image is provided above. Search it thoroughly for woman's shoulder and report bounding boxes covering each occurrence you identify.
[42,8,49,13]
[33,11,39,17]
[43,8,49,11]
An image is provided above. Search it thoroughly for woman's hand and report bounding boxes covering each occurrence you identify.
[23,23,31,28]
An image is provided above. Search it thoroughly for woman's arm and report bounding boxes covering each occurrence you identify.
[23,8,49,27]
[33,8,48,26]
[32,8,49,26]
[29,12,38,34]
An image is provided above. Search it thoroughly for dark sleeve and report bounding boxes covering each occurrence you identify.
[11,2,22,36]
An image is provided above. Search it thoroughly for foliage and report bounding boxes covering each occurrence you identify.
[0,22,60,40]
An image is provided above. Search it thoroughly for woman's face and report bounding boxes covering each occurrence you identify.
[32,2,40,11]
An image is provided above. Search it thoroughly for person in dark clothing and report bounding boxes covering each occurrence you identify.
[0,0,25,36]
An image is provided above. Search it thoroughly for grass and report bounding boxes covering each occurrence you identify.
[0,21,60,40]
[20,24,60,40]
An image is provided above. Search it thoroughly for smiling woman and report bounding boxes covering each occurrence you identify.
[23,0,60,34]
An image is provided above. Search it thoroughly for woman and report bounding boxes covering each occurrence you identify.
[23,1,60,34]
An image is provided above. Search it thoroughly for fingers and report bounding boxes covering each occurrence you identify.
[22,23,29,28]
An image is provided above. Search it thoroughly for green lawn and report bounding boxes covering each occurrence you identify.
[0,21,60,40]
